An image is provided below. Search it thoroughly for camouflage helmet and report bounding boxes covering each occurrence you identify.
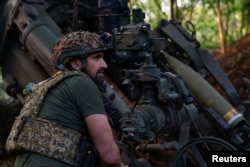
[51,31,108,72]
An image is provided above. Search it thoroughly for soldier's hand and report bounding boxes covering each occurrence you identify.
[121,163,128,167]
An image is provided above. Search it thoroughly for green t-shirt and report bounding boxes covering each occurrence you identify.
[14,74,107,167]
[39,75,107,135]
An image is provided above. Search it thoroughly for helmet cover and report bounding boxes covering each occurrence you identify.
[51,31,105,71]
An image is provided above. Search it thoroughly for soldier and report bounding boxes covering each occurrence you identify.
[9,31,125,167]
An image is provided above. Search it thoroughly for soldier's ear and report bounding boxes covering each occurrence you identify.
[70,59,82,71]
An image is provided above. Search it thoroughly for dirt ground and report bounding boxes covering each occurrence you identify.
[210,34,250,98]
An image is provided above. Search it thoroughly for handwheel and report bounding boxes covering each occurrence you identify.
[171,137,238,167]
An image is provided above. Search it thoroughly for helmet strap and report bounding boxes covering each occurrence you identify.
[80,58,87,73]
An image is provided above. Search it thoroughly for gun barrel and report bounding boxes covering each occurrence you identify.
[163,52,245,128]
[21,22,60,75]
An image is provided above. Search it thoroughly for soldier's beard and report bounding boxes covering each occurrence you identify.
[93,73,104,86]
[85,69,105,86]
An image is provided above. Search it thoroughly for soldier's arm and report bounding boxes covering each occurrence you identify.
[85,114,121,167]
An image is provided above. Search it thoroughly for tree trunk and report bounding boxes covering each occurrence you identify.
[169,0,175,19]
[215,0,225,53]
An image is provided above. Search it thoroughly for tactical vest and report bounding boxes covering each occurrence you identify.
[5,70,87,166]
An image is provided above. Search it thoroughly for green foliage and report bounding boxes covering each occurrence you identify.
[130,0,169,28]
[236,52,243,63]
[130,0,250,49]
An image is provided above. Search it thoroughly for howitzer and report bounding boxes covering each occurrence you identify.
[1,0,250,167]
[105,20,250,166]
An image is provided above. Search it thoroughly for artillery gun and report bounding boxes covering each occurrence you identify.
[1,0,250,166]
